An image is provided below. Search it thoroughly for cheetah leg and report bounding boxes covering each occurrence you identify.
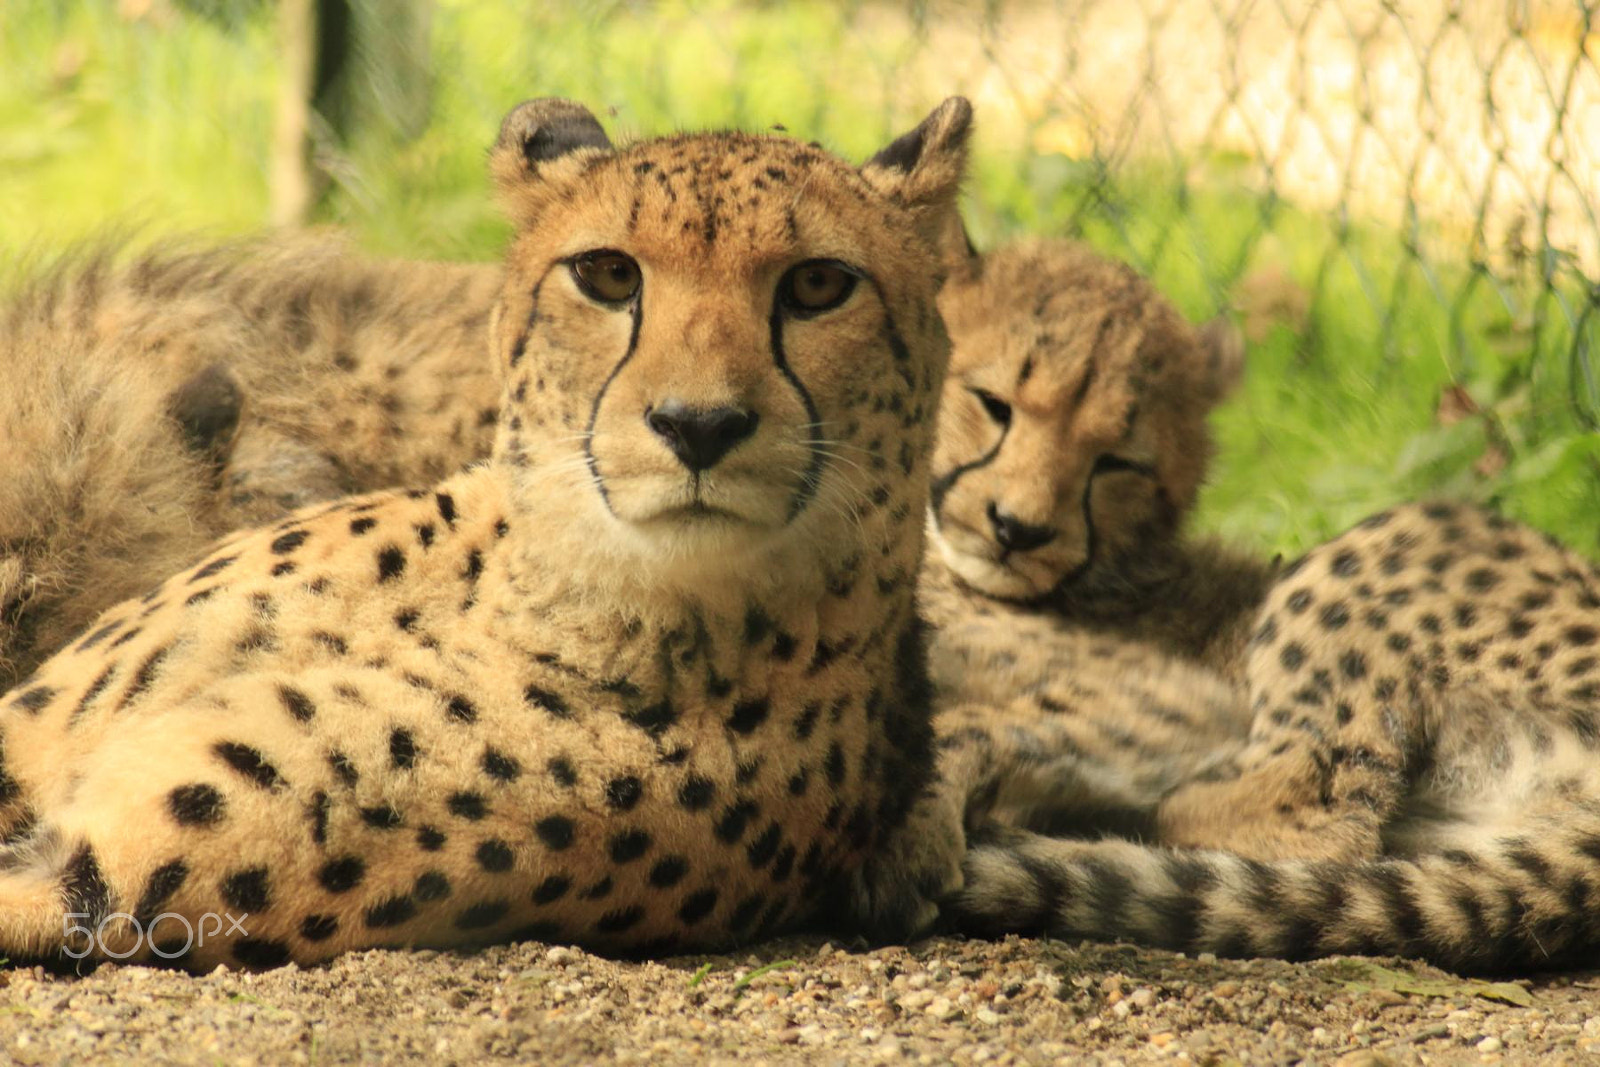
[0,872,68,962]
[837,704,1003,942]
[933,705,1197,842]
[1157,527,1426,863]
[1152,575,1414,857]
[931,618,1254,843]
[1154,726,1403,863]
[1158,499,1600,862]
[844,683,1249,943]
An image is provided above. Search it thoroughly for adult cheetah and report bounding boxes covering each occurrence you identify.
[1,230,1282,924]
[0,95,974,969]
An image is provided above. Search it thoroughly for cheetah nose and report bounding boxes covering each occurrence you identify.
[646,400,759,472]
[987,502,1056,553]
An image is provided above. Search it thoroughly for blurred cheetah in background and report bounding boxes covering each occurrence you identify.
[0,239,497,689]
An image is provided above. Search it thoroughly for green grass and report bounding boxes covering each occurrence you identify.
[1,0,1595,557]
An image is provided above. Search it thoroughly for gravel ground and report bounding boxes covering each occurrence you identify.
[3,935,1599,1065]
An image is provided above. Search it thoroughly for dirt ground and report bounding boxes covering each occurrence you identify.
[2,934,1599,1065]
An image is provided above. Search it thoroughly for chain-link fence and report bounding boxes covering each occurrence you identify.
[777,0,1600,430]
[477,0,1598,543]
[4,0,1597,546]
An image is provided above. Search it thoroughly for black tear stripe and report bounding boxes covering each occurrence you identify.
[765,291,835,523]
[507,279,543,369]
[928,424,1005,523]
[1043,456,1134,597]
[581,284,645,515]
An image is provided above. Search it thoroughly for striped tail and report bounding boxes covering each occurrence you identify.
[950,817,1600,975]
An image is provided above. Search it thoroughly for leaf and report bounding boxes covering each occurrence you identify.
[732,958,795,997]
[1321,960,1534,1007]
[1478,982,1537,1007]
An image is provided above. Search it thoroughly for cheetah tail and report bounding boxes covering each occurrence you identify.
[950,821,1600,975]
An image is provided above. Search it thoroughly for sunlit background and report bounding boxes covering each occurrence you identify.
[2,0,1596,555]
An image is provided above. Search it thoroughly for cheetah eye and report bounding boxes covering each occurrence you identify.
[1093,454,1157,478]
[969,388,1012,427]
[570,250,641,305]
[780,260,858,315]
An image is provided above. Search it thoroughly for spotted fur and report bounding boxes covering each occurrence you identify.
[0,96,974,969]
[951,501,1600,974]
[903,241,1279,887]
[0,238,498,689]
[3,230,1283,952]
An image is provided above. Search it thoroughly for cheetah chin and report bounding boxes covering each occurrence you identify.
[931,531,1068,603]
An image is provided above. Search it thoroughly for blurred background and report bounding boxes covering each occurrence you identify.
[2,0,1596,557]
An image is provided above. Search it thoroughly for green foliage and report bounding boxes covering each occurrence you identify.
[0,0,1594,556]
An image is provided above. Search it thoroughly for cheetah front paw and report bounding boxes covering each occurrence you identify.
[838,786,967,944]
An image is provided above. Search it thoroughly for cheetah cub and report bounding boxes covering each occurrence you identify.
[913,241,1274,854]
[910,241,1600,974]
[0,240,497,690]
[922,238,1274,676]
[0,96,973,969]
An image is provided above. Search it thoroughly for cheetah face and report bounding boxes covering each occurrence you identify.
[543,247,866,536]
[928,241,1243,602]
[485,98,971,566]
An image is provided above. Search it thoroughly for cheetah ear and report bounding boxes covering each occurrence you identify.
[166,363,244,484]
[936,211,982,282]
[1194,315,1245,405]
[489,98,613,226]
[860,97,974,253]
